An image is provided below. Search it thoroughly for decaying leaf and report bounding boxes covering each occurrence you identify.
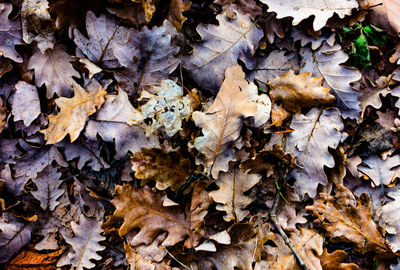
[131,148,192,191]
[306,186,392,256]
[137,79,196,136]
[57,214,106,270]
[5,245,65,269]
[21,0,56,52]
[31,166,63,211]
[113,20,179,94]
[287,108,344,198]
[209,168,261,222]
[0,98,7,133]
[367,0,400,35]
[41,81,107,144]
[28,44,81,98]
[0,213,33,263]
[192,65,268,178]
[183,10,263,93]
[111,184,201,249]
[261,0,359,31]
[73,11,129,68]
[12,81,40,127]
[268,70,335,113]
[0,3,23,63]
[300,43,362,119]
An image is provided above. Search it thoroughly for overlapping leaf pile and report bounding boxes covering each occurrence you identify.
[1,0,400,269]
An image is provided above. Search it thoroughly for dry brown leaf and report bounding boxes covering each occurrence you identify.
[0,57,12,78]
[5,244,66,270]
[167,0,191,30]
[215,0,263,19]
[192,65,258,178]
[259,228,323,270]
[209,168,261,222]
[0,98,6,133]
[318,248,359,270]
[41,81,107,144]
[306,187,393,256]
[131,148,192,191]
[190,181,212,238]
[111,184,201,250]
[269,70,335,113]
[367,0,400,35]
[270,103,290,127]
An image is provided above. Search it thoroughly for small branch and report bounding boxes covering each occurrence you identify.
[269,191,309,270]
[166,249,192,270]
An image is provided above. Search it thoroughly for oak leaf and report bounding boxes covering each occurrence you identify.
[31,166,63,211]
[131,148,192,191]
[268,70,335,113]
[40,81,107,144]
[57,214,106,270]
[0,3,23,63]
[183,10,263,93]
[12,81,40,127]
[209,168,261,222]
[367,0,400,35]
[192,65,262,178]
[261,0,359,31]
[21,0,56,53]
[306,187,392,256]
[85,120,160,159]
[319,248,359,270]
[300,43,362,119]
[5,245,65,269]
[0,213,33,263]
[167,0,191,30]
[111,184,201,249]
[260,228,323,270]
[287,108,344,198]
[357,154,400,187]
[138,80,196,136]
[379,189,400,252]
[73,11,129,68]
[28,44,81,98]
[112,20,179,94]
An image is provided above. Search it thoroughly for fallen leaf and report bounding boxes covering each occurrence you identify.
[138,79,196,136]
[367,0,400,35]
[306,187,392,256]
[261,0,359,31]
[0,213,33,263]
[167,0,191,30]
[192,65,258,178]
[112,20,179,94]
[183,10,263,93]
[12,81,40,127]
[110,184,201,249]
[31,166,63,211]
[209,168,261,222]
[268,70,335,113]
[380,189,400,252]
[41,81,107,144]
[300,43,362,119]
[318,248,359,270]
[28,44,81,98]
[357,154,400,187]
[73,11,129,68]
[21,0,56,53]
[0,3,23,63]
[0,98,6,133]
[57,214,106,270]
[287,108,344,198]
[131,148,192,191]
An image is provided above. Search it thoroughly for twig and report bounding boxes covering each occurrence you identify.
[269,190,309,270]
[165,249,192,270]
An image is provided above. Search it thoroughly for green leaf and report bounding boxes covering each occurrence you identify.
[352,34,371,68]
[362,25,386,46]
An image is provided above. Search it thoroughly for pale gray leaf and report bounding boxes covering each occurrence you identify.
[12,81,40,126]
[358,154,400,187]
[287,107,344,198]
[0,3,23,63]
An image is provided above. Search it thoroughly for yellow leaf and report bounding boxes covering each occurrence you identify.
[41,81,106,144]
